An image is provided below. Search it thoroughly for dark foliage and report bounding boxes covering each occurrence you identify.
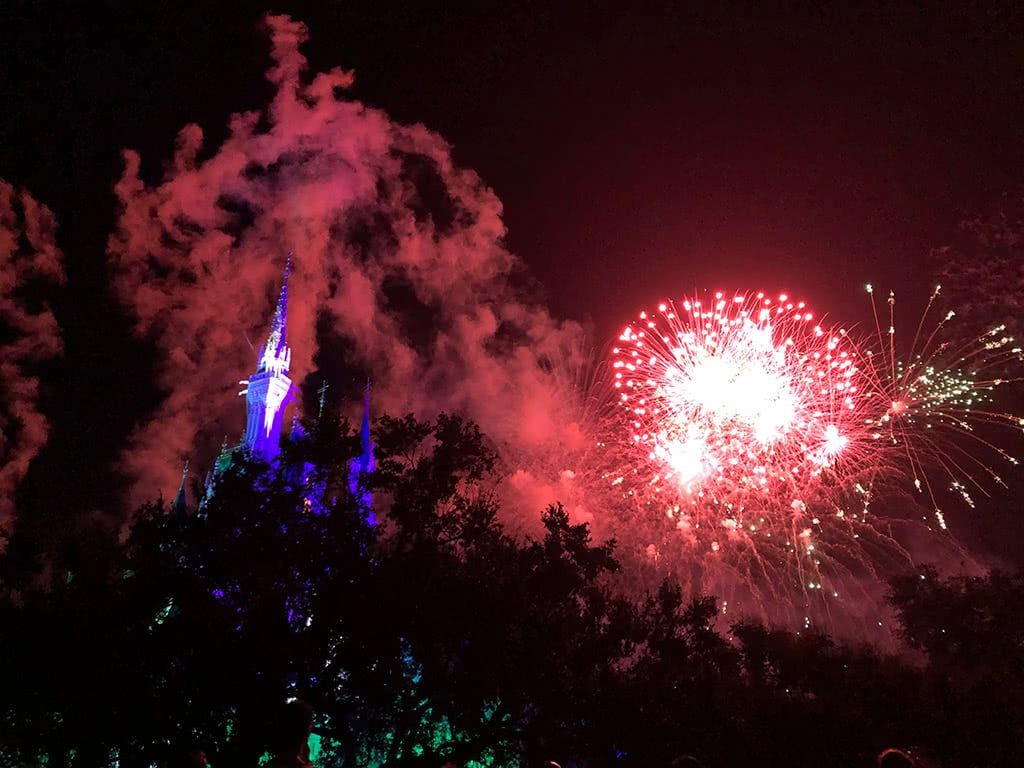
[933,187,1024,346]
[2,414,1023,767]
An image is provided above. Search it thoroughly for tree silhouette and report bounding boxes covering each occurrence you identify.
[2,413,1023,767]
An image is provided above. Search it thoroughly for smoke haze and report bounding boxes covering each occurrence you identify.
[0,181,65,539]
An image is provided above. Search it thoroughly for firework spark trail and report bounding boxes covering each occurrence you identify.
[864,284,1024,528]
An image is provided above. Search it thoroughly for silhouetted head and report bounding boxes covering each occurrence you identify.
[268,699,314,760]
[670,756,704,768]
[877,748,915,768]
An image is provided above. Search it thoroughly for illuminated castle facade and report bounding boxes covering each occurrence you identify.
[176,256,374,515]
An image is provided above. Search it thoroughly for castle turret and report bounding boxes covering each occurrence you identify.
[171,460,189,517]
[348,382,376,521]
[239,256,295,461]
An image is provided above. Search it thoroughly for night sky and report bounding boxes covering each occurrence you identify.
[2,2,1023,560]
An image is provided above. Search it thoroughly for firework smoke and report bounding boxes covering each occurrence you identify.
[0,181,65,539]
[108,15,588,510]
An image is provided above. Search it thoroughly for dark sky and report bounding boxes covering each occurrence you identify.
[2,1,1023,557]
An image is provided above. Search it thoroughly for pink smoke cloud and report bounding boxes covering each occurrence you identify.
[0,181,66,540]
[107,14,592,514]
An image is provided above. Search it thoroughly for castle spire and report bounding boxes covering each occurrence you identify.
[349,380,375,522]
[241,255,296,460]
[259,252,291,373]
[359,380,373,457]
[172,460,189,516]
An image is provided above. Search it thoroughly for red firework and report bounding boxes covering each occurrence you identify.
[601,288,1021,632]
[612,292,871,516]
[604,292,908,629]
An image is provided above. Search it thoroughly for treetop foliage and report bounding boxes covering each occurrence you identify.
[2,413,1022,768]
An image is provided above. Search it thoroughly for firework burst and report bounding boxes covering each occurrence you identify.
[612,292,869,505]
[607,293,896,620]
[603,287,1022,631]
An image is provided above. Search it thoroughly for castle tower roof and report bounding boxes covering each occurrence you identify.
[257,253,291,374]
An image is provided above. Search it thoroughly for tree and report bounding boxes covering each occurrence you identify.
[4,411,1024,767]
[933,187,1024,346]
[0,413,631,768]
[890,567,1024,766]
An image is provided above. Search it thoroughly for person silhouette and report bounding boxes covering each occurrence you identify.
[264,700,314,767]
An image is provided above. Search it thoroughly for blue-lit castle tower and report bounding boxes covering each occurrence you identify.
[240,257,295,460]
[196,255,374,514]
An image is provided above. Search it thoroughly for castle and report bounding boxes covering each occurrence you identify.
[173,256,374,515]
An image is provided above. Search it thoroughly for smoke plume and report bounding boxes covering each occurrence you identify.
[108,15,591,513]
[0,181,65,539]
